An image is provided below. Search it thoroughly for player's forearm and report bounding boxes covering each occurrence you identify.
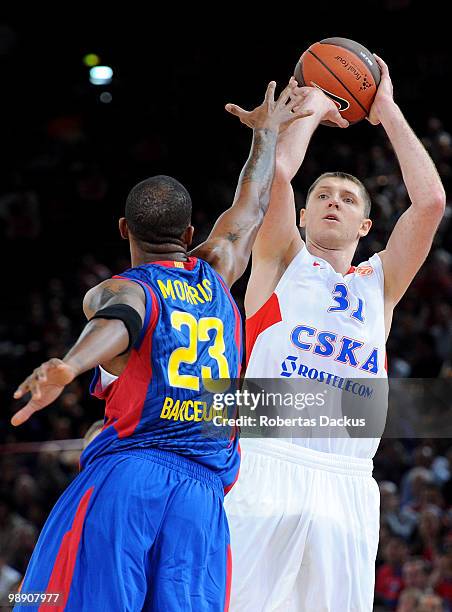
[235,127,278,214]
[379,101,446,212]
[276,112,322,181]
[250,114,321,256]
[62,319,129,376]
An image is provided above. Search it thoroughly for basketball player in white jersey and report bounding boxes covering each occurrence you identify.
[224,57,446,611]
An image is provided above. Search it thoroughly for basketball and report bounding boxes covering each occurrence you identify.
[294,37,381,125]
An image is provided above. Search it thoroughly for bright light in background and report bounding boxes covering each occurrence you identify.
[100,92,112,104]
[89,66,113,85]
[83,53,100,67]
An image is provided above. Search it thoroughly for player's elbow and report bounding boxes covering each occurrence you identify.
[415,189,446,220]
[422,190,447,224]
[233,256,249,286]
[429,189,446,216]
[274,159,292,184]
[257,191,271,218]
[221,253,249,288]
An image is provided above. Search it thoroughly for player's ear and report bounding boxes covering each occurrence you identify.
[182,225,194,247]
[119,217,129,240]
[359,218,372,237]
[299,208,307,228]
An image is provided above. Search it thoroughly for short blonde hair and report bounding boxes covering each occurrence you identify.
[306,171,371,217]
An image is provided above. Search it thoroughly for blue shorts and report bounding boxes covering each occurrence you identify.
[15,449,232,611]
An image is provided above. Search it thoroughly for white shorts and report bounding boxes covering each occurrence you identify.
[224,439,380,612]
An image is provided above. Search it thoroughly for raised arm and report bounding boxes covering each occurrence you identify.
[369,56,446,308]
[245,85,348,315]
[11,278,145,426]
[252,86,348,265]
[191,80,314,287]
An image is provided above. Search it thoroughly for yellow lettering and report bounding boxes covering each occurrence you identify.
[202,279,213,301]
[189,286,204,305]
[157,279,175,300]
[160,396,174,418]
[202,402,214,421]
[174,280,186,300]
[197,283,209,302]
[158,280,213,304]
[180,400,193,421]
[183,282,194,305]
[193,402,204,421]
[169,400,181,420]
[161,399,226,423]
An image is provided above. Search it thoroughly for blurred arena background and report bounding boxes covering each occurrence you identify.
[0,5,451,610]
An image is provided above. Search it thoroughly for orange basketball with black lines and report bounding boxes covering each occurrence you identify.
[294,37,381,125]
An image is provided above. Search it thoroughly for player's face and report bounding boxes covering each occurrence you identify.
[301,178,371,248]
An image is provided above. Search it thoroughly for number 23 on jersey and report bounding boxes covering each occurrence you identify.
[168,311,231,392]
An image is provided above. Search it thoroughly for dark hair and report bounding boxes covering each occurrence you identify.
[306,171,372,217]
[125,175,192,243]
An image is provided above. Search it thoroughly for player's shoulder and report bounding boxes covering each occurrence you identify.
[83,277,145,319]
[86,276,143,296]
[354,252,384,278]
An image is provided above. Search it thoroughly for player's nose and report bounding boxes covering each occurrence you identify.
[328,199,340,209]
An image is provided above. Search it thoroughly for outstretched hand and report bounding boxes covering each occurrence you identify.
[11,359,77,426]
[225,79,315,131]
[288,80,349,129]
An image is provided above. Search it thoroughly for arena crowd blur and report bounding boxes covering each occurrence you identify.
[1,6,451,609]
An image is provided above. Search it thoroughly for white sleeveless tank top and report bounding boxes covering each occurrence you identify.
[245,246,388,459]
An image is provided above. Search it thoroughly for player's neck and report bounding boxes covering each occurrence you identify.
[306,238,355,275]
[131,241,189,267]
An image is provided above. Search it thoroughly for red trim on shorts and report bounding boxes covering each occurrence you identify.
[40,487,94,611]
[245,293,282,366]
[224,543,232,611]
[384,352,388,372]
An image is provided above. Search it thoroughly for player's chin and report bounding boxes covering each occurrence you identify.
[318,221,344,236]
[316,227,348,247]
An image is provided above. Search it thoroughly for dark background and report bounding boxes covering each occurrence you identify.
[1,4,452,609]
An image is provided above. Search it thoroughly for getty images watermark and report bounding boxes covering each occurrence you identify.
[199,378,452,440]
[210,388,367,429]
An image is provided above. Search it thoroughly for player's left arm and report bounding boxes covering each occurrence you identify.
[369,56,446,307]
[11,278,146,426]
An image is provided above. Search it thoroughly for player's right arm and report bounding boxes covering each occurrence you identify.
[191,80,314,288]
[245,85,348,315]
[11,278,146,426]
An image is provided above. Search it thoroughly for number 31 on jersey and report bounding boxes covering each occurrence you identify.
[328,283,364,323]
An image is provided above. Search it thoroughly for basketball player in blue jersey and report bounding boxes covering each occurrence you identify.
[224,58,446,610]
[10,82,318,611]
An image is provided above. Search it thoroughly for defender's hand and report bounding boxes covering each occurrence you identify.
[289,81,349,128]
[12,359,77,426]
[368,55,394,125]
[225,79,314,131]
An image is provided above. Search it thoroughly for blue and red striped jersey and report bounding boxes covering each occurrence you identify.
[80,257,242,492]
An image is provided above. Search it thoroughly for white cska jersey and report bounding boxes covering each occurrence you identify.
[245,246,388,459]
